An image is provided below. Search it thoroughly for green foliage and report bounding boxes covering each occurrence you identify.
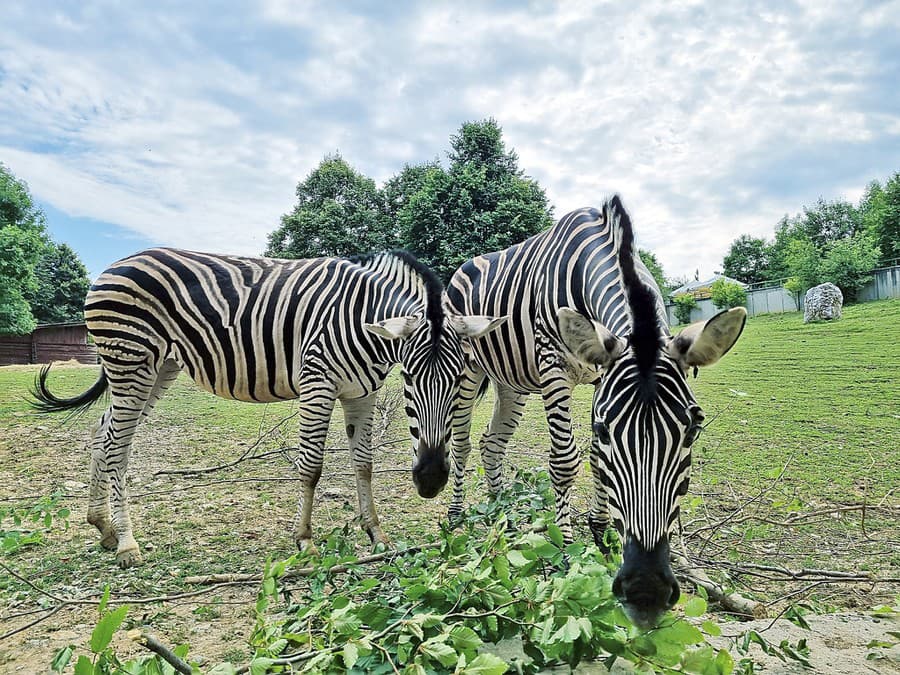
[266,154,392,259]
[722,235,772,285]
[673,293,698,324]
[639,249,670,294]
[709,279,747,310]
[25,242,91,324]
[782,237,820,295]
[1,492,70,554]
[398,119,554,282]
[863,173,900,261]
[818,232,881,301]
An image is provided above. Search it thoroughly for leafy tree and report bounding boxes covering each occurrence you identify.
[0,163,50,335]
[819,232,880,301]
[673,294,697,324]
[638,249,669,294]
[266,154,392,259]
[860,174,900,263]
[794,198,861,247]
[782,236,821,295]
[25,243,91,324]
[709,278,747,309]
[722,235,772,284]
[398,119,554,282]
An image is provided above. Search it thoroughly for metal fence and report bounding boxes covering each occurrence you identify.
[665,264,900,326]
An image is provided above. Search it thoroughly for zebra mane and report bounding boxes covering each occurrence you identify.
[610,195,663,401]
[346,250,445,353]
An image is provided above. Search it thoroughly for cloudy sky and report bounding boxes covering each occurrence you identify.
[2,1,898,281]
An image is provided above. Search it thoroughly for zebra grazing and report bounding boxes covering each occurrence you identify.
[447,197,746,627]
[32,248,505,568]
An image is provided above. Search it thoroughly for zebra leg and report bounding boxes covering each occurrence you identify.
[448,366,487,521]
[292,377,337,555]
[341,393,389,549]
[588,437,612,553]
[480,384,527,495]
[87,408,116,549]
[541,372,579,544]
[103,370,162,568]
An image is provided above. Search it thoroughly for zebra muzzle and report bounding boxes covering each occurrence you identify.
[613,537,680,629]
[411,445,450,498]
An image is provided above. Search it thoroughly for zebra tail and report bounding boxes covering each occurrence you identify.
[30,365,109,415]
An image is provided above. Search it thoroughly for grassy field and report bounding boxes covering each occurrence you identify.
[1,299,898,670]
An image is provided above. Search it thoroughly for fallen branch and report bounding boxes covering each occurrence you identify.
[671,551,766,619]
[128,629,192,674]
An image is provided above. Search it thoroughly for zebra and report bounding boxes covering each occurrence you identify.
[32,247,505,568]
[446,197,746,626]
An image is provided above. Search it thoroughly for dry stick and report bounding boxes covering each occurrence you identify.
[670,551,766,619]
[128,630,192,675]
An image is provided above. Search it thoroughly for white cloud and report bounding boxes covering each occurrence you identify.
[1,0,898,279]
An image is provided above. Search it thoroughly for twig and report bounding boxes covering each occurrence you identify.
[128,629,193,674]
[670,550,766,619]
[0,604,64,641]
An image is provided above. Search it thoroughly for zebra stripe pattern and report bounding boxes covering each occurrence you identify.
[33,247,504,568]
[447,197,746,626]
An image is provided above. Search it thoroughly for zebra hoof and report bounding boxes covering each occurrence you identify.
[296,539,319,558]
[99,532,118,550]
[116,547,143,569]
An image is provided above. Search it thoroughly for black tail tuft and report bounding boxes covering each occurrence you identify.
[30,365,108,415]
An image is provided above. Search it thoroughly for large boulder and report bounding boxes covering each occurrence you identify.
[804,282,843,323]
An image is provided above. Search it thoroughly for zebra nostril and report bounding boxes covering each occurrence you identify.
[612,575,624,600]
[667,580,680,609]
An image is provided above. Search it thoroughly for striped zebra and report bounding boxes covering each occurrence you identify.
[32,248,505,568]
[447,197,746,626]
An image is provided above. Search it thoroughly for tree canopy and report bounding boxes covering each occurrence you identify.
[0,163,91,334]
[267,120,554,283]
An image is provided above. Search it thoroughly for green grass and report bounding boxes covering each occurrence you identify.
[1,299,898,668]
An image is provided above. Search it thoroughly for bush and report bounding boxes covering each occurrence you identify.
[709,279,747,310]
[673,294,698,324]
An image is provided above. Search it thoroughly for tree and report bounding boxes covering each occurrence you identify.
[672,294,697,325]
[722,235,772,284]
[709,278,747,309]
[0,163,50,335]
[818,232,880,301]
[638,249,669,294]
[782,236,821,295]
[266,154,392,259]
[398,119,554,282]
[25,242,91,324]
[860,174,900,263]
[794,198,861,247]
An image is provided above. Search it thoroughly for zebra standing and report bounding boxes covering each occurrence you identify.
[32,248,505,568]
[446,197,746,626]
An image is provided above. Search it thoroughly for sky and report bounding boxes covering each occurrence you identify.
[2,1,899,282]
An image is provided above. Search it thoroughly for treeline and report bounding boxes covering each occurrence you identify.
[266,119,555,282]
[722,173,899,300]
[0,163,91,335]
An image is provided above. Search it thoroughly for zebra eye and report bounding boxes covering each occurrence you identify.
[592,421,611,445]
[683,424,702,448]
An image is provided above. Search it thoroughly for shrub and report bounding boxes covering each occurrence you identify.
[709,279,747,310]
[673,293,698,324]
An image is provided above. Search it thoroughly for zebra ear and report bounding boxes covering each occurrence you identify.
[667,307,747,368]
[557,307,625,367]
[447,314,508,338]
[364,315,425,341]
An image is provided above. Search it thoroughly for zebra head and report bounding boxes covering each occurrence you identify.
[561,304,746,627]
[363,296,506,500]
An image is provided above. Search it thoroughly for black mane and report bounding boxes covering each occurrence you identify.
[608,195,663,401]
[346,250,445,353]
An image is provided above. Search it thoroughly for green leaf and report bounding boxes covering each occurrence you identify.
[450,625,482,651]
[343,642,359,669]
[631,635,657,656]
[50,645,74,672]
[73,655,93,675]
[701,620,722,637]
[506,550,531,567]
[90,605,129,653]
[546,523,564,547]
[421,640,458,667]
[98,585,111,614]
[249,657,274,675]
[715,648,734,675]
[463,652,509,674]
[684,596,708,617]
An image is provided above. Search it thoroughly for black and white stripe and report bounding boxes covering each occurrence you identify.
[33,247,503,568]
[447,197,745,626]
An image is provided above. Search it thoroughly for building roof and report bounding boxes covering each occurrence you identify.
[669,274,747,297]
